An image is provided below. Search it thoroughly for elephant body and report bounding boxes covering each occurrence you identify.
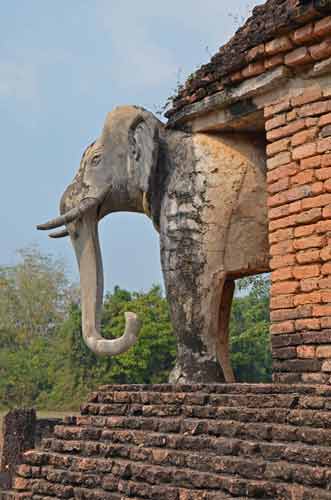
[158,130,269,382]
[38,106,269,384]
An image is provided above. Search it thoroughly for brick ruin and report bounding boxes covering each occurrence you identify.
[3,384,331,499]
[0,410,61,491]
[5,0,331,498]
[167,0,331,386]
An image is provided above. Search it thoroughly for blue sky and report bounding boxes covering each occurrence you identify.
[1,0,261,291]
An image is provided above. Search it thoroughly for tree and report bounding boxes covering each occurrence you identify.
[230,275,272,382]
[0,337,52,408]
[0,246,77,345]
[0,246,78,409]
[101,285,176,384]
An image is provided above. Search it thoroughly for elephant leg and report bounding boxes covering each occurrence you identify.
[159,197,224,382]
[162,239,227,384]
[160,200,235,383]
[216,278,236,383]
[163,246,236,384]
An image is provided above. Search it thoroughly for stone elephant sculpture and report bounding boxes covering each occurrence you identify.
[38,106,269,383]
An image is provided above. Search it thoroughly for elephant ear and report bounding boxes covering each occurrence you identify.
[129,116,159,193]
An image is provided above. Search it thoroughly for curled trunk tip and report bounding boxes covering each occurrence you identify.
[86,311,141,356]
[73,211,141,357]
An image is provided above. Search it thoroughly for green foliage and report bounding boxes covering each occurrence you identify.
[0,247,272,411]
[0,246,75,346]
[0,336,52,408]
[64,285,176,397]
[230,275,272,382]
[0,254,176,410]
[101,285,176,384]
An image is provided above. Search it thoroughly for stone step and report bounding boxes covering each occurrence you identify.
[53,423,331,463]
[0,494,33,500]
[59,415,331,445]
[42,429,331,469]
[80,402,331,429]
[13,477,253,500]
[5,384,331,499]
[18,445,331,490]
[93,384,331,395]
[14,455,252,499]
[11,461,331,500]
[73,407,331,429]
[87,388,331,409]
[13,475,125,500]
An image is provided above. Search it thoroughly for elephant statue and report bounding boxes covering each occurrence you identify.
[38,106,269,383]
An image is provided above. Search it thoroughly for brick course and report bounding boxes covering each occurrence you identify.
[267,87,331,384]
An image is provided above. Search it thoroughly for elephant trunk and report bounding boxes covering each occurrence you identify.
[72,207,141,356]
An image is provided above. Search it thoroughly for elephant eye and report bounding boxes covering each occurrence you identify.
[129,135,140,161]
[91,154,102,166]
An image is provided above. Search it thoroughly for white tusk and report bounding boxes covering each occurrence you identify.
[37,207,80,230]
[49,229,69,239]
[37,198,98,231]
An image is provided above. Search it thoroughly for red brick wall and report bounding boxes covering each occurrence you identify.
[266,88,331,384]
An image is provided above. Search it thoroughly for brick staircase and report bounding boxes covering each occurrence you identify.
[3,383,331,499]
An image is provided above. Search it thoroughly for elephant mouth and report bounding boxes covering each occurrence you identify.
[37,176,113,238]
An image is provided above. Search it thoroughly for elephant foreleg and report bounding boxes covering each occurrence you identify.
[216,278,236,383]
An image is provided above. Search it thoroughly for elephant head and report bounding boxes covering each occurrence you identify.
[37,106,162,356]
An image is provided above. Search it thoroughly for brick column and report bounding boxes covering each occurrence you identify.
[0,409,36,489]
[266,88,331,384]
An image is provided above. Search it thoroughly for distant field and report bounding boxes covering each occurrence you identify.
[0,410,77,434]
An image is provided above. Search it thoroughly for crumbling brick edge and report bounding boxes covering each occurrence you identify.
[0,409,61,491]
